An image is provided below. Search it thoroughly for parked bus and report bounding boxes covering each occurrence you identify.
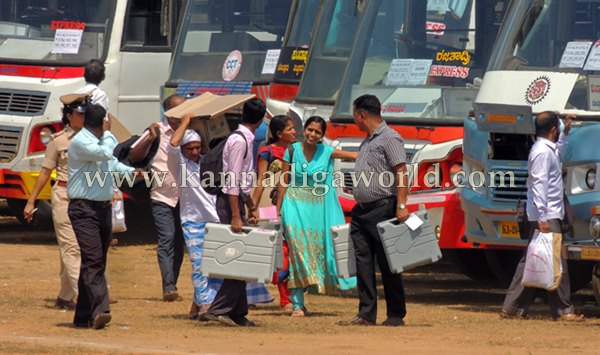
[320,0,508,281]
[288,0,368,125]
[164,0,293,158]
[164,0,292,101]
[0,0,183,225]
[461,0,597,291]
[266,0,325,119]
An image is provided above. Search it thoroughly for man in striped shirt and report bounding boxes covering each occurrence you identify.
[339,94,409,327]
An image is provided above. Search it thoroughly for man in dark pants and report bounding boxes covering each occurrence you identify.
[500,112,584,322]
[67,104,136,329]
[129,95,186,302]
[339,94,409,327]
[202,98,265,327]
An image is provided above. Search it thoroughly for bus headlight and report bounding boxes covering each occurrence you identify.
[40,127,54,146]
[590,216,600,239]
[586,169,596,190]
[449,163,463,185]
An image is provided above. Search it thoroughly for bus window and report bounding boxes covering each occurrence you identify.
[0,0,116,65]
[169,0,291,83]
[122,0,173,51]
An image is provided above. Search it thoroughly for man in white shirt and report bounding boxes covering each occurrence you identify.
[500,112,584,322]
[75,59,109,112]
[167,114,220,319]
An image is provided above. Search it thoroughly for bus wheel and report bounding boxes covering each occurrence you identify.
[484,249,522,288]
[592,264,600,306]
[568,260,593,293]
[443,248,497,283]
[7,198,54,230]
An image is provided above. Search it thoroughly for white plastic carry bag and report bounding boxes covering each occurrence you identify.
[521,230,562,291]
[112,188,127,234]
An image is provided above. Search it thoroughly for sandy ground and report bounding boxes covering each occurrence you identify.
[1,215,600,354]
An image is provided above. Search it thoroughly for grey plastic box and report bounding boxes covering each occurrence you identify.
[261,221,284,270]
[331,223,356,278]
[201,223,278,283]
[377,209,442,273]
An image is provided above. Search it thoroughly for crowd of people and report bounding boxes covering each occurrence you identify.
[25,59,586,330]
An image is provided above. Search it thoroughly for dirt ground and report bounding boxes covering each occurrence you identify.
[2,215,600,354]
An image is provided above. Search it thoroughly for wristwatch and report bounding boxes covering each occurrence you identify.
[397,203,407,210]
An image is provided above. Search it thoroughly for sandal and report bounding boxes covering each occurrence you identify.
[556,313,585,322]
[291,307,305,317]
[281,303,293,314]
[188,302,200,320]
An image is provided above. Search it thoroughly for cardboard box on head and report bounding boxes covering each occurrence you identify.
[164,92,256,152]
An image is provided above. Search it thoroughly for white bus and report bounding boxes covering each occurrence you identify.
[0,0,183,224]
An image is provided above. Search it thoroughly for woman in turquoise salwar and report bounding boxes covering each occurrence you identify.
[277,116,358,317]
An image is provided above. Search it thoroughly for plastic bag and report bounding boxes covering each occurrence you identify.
[521,230,562,291]
[112,188,127,234]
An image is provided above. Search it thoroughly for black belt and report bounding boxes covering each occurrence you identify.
[357,197,395,211]
[70,199,111,208]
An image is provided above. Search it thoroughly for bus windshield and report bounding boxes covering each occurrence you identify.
[333,0,506,123]
[295,0,368,102]
[489,0,600,111]
[272,0,321,84]
[169,0,292,84]
[0,0,115,65]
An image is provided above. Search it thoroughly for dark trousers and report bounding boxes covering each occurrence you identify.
[502,219,574,318]
[151,201,184,293]
[207,194,248,320]
[68,199,112,325]
[350,198,407,323]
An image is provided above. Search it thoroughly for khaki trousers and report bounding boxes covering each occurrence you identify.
[52,185,80,301]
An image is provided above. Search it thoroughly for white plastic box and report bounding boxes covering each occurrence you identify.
[201,223,278,283]
[376,209,442,273]
[330,223,356,278]
[261,221,284,270]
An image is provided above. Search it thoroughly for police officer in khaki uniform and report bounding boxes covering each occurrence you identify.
[24,93,88,310]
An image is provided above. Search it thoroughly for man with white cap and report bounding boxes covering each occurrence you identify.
[167,113,221,319]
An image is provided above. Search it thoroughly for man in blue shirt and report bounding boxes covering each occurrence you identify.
[67,104,135,330]
[500,112,584,322]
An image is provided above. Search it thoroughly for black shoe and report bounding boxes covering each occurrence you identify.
[203,313,238,327]
[55,297,76,311]
[499,309,527,320]
[74,321,91,328]
[338,315,374,326]
[234,317,256,327]
[92,312,112,330]
[381,317,405,327]
[163,290,182,302]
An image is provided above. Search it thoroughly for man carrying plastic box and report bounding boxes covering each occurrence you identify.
[201,98,266,327]
[339,94,409,327]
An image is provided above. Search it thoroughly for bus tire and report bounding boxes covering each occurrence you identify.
[7,198,54,230]
[568,260,593,293]
[484,249,522,288]
[592,264,600,306]
[443,248,497,283]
